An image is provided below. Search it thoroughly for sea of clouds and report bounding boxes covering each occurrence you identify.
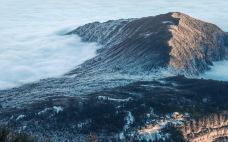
[1,0,228,89]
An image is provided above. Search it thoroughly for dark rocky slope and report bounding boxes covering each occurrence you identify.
[0,76,227,142]
[0,12,228,142]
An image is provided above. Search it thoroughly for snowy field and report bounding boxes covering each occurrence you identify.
[1,0,228,89]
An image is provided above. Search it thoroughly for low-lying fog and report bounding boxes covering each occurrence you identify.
[202,61,228,81]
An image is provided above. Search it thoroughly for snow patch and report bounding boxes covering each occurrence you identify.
[16,115,26,121]
[119,132,125,140]
[97,96,132,102]
[37,108,52,115]
[53,106,64,114]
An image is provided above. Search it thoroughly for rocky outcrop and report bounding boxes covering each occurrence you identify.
[68,12,228,76]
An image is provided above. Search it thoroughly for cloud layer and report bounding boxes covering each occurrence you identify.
[202,61,228,81]
[0,33,98,89]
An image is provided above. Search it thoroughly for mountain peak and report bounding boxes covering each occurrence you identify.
[167,12,227,74]
[68,12,228,76]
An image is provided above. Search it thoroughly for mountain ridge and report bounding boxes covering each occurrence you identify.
[68,12,228,76]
